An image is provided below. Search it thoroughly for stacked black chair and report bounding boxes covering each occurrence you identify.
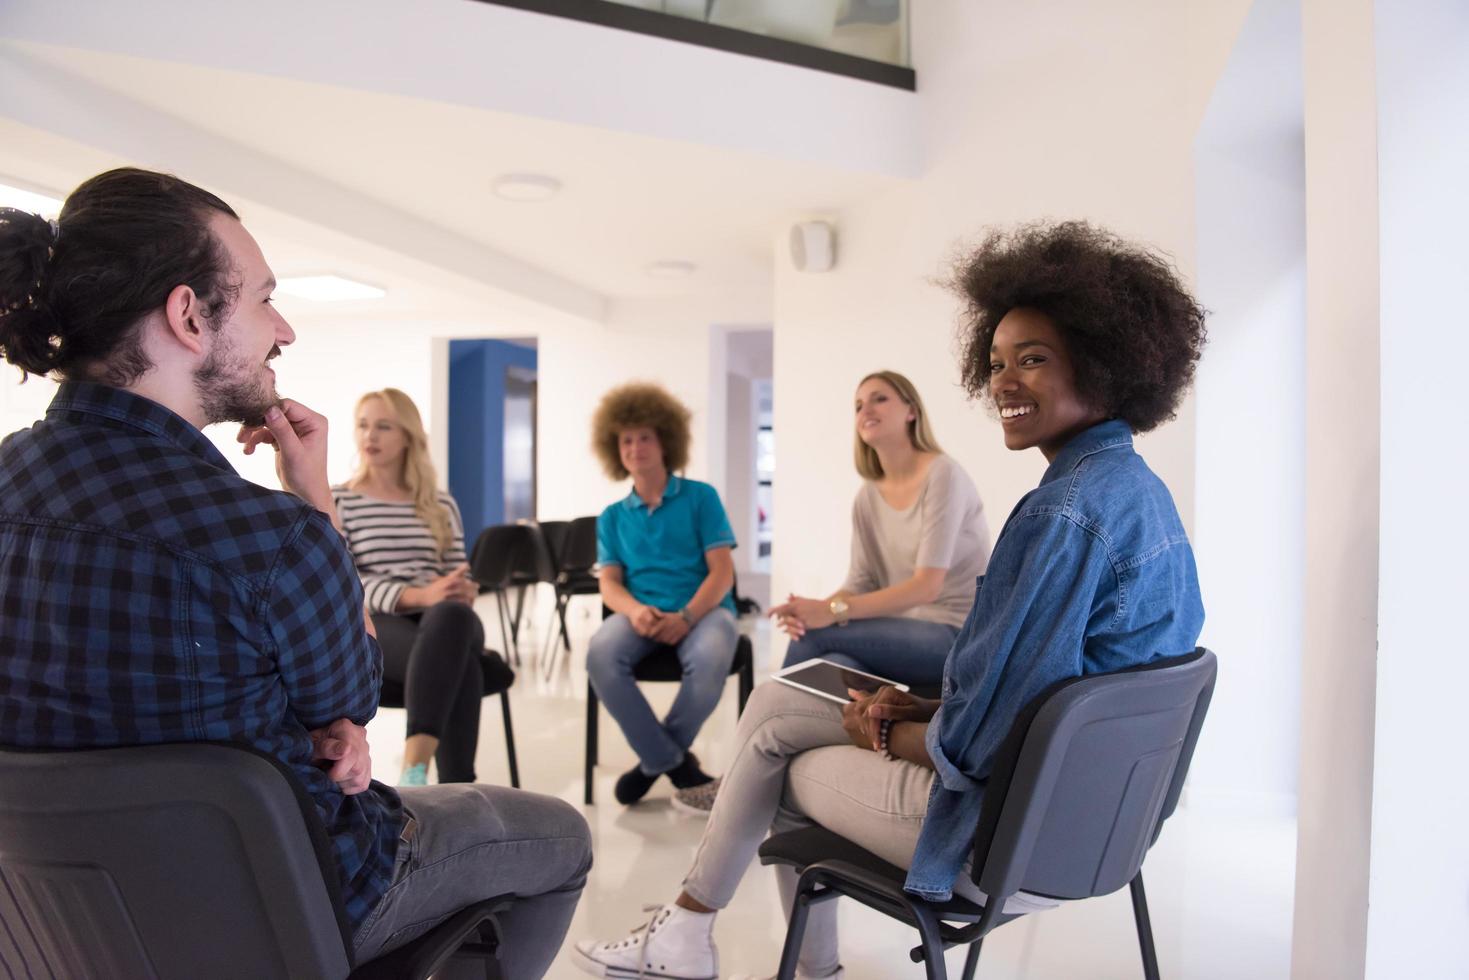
[470,523,552,665]
[378,650,520,789]
[537,520,571,583]
[0,742,508,979]
[759,648,1217,980]
[546,516,601,659]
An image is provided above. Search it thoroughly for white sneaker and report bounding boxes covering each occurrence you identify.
[572,904,718,979]
[728,968,844,980]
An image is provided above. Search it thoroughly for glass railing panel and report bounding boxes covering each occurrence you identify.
[603,0,910,68]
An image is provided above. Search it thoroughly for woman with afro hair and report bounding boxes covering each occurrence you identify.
[575,222,1207,980]
[586,381,739,814]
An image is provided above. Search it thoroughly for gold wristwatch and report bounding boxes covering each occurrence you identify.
[829,598,850,627]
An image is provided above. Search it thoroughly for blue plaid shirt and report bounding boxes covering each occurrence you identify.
[0,382,402,932]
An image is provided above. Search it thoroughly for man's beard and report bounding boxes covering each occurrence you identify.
[195,341,281,427]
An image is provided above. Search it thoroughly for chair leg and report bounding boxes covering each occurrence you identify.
[584,683,599,805]
[961,938,982,980]
[511,585,527,644]
[738,657,753,715]
[542,594,573,665]
[774,882,817,980]
[911,907,950,980]
[495,592,517,667]
[557,595,573,651]
[499,692,520,789]
[1130,871,1161,980]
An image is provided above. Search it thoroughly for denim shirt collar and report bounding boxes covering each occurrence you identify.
[620,473,684,512]
[1038,419,1134,486]
[46,381,235,473]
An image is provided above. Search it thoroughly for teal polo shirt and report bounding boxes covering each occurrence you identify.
[596,475,737,614]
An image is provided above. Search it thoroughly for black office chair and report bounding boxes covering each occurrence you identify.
[759,648,1217,980]
[537,520,571,583]
[0,742,508,980]
[545,515,601,660]
[470,523,550,664]
[584,610,755,806]
[378,649,521,789]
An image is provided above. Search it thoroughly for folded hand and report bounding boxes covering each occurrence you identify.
[309,718,373,795]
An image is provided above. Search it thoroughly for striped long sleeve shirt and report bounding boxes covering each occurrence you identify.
[331,486,468,614]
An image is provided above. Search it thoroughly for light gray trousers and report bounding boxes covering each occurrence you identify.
[682,681,953,977]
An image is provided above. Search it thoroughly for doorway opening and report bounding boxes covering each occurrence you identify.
[723,328,773,608]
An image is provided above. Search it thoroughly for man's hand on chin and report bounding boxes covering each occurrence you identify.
[310,718,373,795]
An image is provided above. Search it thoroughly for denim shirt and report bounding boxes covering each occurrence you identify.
[905,419,1205,900]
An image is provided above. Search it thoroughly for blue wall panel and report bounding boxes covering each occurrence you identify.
[447,339,537,541]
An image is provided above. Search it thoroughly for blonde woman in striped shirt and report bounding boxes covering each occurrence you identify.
[333,388,504,786]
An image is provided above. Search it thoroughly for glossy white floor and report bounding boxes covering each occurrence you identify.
[364,598,1296,980]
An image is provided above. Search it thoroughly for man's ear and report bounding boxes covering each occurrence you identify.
[162,283,207,356]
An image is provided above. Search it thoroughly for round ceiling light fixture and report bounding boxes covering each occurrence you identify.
[491,173,562,202]
[645,260,697,279]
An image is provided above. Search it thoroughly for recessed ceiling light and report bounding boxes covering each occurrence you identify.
[646,260,697,279]
[0,178,64,217]
[275,275,386,302]
[491,173,562,202]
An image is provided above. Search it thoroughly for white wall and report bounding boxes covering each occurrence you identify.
[769,0,1250,661]
[0,294,759,526]
[1192,0,1306,818]
[1367,1,1469,974]
[0,316,468,493]
[536,293,771,523]
[0,370,58,446]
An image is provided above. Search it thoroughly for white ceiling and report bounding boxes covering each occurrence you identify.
[0,31,909,324]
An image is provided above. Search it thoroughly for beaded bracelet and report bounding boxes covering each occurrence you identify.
[878,718,894,760]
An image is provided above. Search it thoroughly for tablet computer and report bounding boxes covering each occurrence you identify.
[773,657,909,706]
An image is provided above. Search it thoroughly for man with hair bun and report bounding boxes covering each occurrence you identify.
[588,381,739,813]
[0,169,589,978]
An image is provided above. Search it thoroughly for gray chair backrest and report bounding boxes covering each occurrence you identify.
[973,648,1216,903]
[0,742,353,980]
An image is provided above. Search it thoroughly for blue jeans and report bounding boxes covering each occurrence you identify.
[781,616,959,687]
[587,607,739,774]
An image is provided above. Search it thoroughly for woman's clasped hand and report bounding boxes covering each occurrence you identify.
[841,686,939,751]
[769,594,836,638]
[401,563,477,608]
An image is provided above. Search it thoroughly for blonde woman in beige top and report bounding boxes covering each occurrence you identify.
[770,371,991,687]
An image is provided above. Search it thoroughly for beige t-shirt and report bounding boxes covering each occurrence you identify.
[840,454,991,628]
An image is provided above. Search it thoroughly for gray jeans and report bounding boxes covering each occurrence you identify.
[352,783,593,978]
[681,682,987,978]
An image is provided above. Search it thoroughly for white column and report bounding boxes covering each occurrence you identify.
[1292,0,1380,975]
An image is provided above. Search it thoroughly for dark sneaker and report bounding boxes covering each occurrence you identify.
[614,765,660,805]
[665,751,713,790]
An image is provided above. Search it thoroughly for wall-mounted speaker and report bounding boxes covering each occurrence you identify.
[790,220,836,273]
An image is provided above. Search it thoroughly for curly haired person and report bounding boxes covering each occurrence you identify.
[588,382,739,814]
[574,221,1207,980]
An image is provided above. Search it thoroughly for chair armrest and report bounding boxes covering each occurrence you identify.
[349,896,511,980]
